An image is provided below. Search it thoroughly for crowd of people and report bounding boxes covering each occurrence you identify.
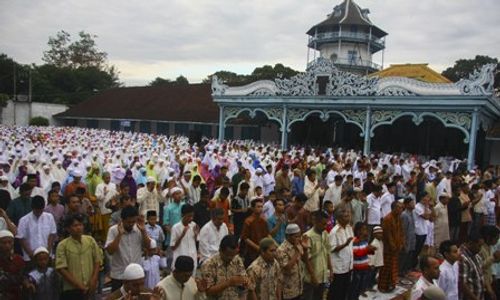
[0,125,499,300]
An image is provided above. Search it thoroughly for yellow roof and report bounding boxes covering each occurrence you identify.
[371,63,452,83]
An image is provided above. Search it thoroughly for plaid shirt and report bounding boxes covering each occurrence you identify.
[459,245,484,300]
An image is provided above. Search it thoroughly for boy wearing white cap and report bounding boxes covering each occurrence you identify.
[136,176,161,216]
[27,247,58,299]
[142,240,167,290]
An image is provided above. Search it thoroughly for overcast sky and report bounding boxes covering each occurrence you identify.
[1,0,499,86]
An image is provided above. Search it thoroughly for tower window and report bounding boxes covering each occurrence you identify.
[348,50,358,64]
[351,25,358,33]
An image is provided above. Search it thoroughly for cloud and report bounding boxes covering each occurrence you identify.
[1,0,499,86]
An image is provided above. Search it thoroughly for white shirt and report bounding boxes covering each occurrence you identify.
[326,170,337,185]
[380,191,395,218]
[170,221,198,270]
[95,181,118,215]
[263,173,275,196]
[367,193,382,225]
[437,260,459,300]
[105,224,145,280]
[414,203,429,235]
[324,184,342,207]
[262,200,275,220]
[411,276,437,300]
[329,224,354,274]
[16,212,57,260]
[142,255,167,290]
[198,221,229,263]
[137,187,161,216]
[156,274,203,300]
[368,238,384,267]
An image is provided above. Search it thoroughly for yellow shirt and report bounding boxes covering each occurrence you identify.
[55,235,102,291]
[304,228,331,283]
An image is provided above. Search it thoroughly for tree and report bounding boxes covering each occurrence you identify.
[35,30,120,105]
[203,63,299,85]
[42,30,107,69]
[175,75,189,85]
[249,63,298,81]
[148,77,172,86]
[42,30,71,68]
[442,55,499,91]
[202,71,248,85]
[0,93,9,108]
[148,75,189,86]
[29,116,49,126]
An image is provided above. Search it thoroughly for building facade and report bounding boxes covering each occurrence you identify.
[212,58,499,170]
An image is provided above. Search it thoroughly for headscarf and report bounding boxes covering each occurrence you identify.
[121,169,137,198]
[85,167,102,196]
[136,167,148,186]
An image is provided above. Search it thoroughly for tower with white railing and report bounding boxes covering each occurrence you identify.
[307,0,387,75]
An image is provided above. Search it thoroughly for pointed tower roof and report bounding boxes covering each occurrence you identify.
[307,0,387,37]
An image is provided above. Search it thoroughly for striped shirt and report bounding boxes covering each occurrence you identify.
[353,237,372,270]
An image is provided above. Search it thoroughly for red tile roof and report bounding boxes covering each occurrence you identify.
[55,84,219,123]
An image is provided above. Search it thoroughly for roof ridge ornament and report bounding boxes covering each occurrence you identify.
[211,75,228,96]
[456,63,496,95]
[212,59,496,97]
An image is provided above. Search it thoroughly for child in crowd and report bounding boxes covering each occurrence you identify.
[27,247,59,300]
[323,200,335,233]
[368,225,384,290]
[351,222,376,299]
[142,240,167,290]
[146,210,165,247]
[262,191,276,220]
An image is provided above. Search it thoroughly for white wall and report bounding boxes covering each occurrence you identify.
[320,42,372,65]
[1,100,68,126]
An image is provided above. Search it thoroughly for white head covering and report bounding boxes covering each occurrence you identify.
[170,187,183,195]
[0,230,14,239]
[123,263,145,280]
[33,246,49,257]
[146,176,156,183]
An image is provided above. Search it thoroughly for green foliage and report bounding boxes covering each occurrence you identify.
[42,30,107,69]
[175,75,189,85]
[0,93,9,107]
[0,30,120,106]
[148,77,172,86]
[148,75,189,86]
[202,63,300,85]
[442,55,499,90]
[29,116,49,126]
[31,64,119,104]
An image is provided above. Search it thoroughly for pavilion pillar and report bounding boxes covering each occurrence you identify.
[467,110,479,170]
[218,105,225,143]
[363,107,371,155]
[281,106,288,149]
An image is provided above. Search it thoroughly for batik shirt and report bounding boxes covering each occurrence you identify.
[247,256,281,300]
[201,253,248,300]
[276,239,304,299]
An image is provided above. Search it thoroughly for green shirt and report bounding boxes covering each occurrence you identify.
[55,235,102,291]
[304,228,331,284]
[6,196,32,225]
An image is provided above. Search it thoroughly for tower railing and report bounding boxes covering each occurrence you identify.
[308,31,385,50]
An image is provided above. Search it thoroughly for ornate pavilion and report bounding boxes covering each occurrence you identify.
[211,58,499,170]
